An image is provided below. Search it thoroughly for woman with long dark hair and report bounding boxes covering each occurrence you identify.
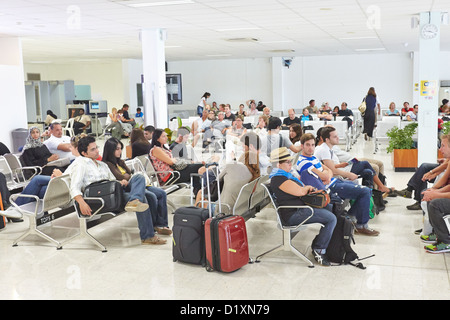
[130,128,151,158]
[102,137,170,245]
[363,87,378,140]
[149,129,203,192]
[197,92,211,117]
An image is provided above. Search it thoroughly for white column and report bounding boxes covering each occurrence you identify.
[141,29,168,129]
[417,12,441,165]
[0,38,28,151]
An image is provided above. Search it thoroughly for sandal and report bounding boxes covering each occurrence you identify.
[155,227,173,236]
[141,236,167,245]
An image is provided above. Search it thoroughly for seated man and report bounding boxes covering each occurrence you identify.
[70,136,148,217]
[269,147,337,266]
[44,122,75,161]
[396,159,449,210]
[298,133,379,236]
[72,109,91,135]
[282,108,301,127]
[315,126,389,194]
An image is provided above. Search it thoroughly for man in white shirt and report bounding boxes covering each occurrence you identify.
[44,122,75,161]
[71,136,148,216]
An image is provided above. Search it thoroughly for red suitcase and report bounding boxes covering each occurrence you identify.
[203,163,250,273]
[205,214,250,272]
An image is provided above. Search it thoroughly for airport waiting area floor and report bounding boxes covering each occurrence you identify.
[0,134,449,300]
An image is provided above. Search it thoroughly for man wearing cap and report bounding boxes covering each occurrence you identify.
[268,147,337,266]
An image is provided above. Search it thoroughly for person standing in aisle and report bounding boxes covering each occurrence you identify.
[197,92,211,117]
[363,87,379,140]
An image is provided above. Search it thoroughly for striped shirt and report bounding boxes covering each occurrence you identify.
[296,154,337,188]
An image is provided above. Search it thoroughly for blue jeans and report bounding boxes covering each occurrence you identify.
[15,175,51,206]
[145,186,168,228]
[123,175,146,203]
[286,205,336,252]
[351,160,375,188]
[124,175,155,240]
[330,179,372,227]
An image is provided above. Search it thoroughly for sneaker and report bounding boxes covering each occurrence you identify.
[406,202,421,210]
[420,233,437,244]
[125,199,149,212]
[312,249,331,266]
[424,241,450,254]
[396,188,412,198]
[0,207,23,219]
[141,236,167,245]
[355,227,380,236]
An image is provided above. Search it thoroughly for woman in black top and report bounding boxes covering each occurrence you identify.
[269,147,336,266]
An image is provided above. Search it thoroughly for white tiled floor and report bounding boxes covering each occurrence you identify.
[1,135,449,300]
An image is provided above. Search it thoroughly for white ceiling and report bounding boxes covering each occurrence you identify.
[1,0,449,64]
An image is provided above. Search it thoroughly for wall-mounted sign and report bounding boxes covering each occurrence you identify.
[420,80,438,96]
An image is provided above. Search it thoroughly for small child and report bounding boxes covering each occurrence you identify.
[135,107,144,118]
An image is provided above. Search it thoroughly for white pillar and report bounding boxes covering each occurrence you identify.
[417,12,441,165]
[0,38,28,151]
[141,29,168,129]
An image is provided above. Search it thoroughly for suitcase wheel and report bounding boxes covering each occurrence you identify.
[205,261,213,272]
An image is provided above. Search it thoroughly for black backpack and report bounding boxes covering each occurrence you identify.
[327,215,368,268]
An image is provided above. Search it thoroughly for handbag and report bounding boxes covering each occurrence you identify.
[171,158,190,171]
[358,98,366,115]
[300,189,331,208]
[75,180,124,216]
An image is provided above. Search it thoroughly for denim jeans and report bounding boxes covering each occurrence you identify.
[123,174,155,240]
[145,186,168,228]
[408,163,438,202]
[123,174,146,203]
[15,175,51,206]
[329,179,372,227]
[351,160,375,188]
[286,205,337,252]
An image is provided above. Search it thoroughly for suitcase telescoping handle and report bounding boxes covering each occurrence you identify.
[205,162,220,217]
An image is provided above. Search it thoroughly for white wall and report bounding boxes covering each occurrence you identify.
[24,61,125,111]
[302,53,413,110]
[167,58,273,114]
[0,38,28,152]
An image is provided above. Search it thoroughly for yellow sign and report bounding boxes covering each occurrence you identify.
[420,80,438,96]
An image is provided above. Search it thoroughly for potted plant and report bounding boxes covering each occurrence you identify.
[386,122,418,172]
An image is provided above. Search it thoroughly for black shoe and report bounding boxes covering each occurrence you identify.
[312,249,331,266]
[406,202,421,210]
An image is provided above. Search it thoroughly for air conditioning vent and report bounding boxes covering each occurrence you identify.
[269,49,296,53]
[226,38,259,43]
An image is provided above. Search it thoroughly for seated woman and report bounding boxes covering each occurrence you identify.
[196,132,261,213]
[225,115,247,161]
[149,129,203,192]
[253,115,269,136]
[105,107,125,139]
[20,127,68,176]
[384,102,400,116]
[130,128,151,158]
[269,147,337,266]
[102,137,170,244]
[289,123,303,149]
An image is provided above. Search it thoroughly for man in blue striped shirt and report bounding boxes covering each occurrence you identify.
[296,133,379,236]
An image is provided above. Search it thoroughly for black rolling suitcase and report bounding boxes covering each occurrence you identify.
[172,206,210,266]
[172,163,218,267]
